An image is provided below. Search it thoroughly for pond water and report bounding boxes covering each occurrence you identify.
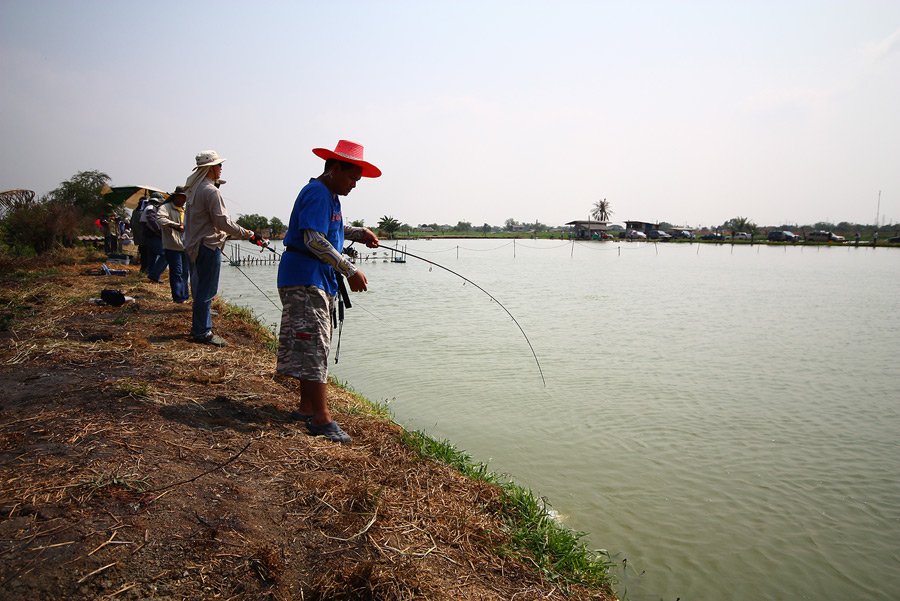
[219,239,900,601]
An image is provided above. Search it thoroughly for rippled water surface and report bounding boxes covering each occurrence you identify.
[220,239,900,601]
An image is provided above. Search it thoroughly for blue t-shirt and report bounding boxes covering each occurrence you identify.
[277,178,344,297]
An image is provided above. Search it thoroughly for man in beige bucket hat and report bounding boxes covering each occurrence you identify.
[183,150,267,347]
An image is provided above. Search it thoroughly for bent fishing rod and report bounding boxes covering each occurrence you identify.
[354,243,546,387]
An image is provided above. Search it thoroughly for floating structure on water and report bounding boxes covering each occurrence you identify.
[389,245,407,263]
[227,243,280,266]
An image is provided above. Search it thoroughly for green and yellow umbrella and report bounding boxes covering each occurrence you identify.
[100,185,169,210]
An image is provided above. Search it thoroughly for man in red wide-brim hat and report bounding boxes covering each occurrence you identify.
[276,140,381,444]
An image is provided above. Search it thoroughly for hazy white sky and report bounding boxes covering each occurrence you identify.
[2,1,898,229]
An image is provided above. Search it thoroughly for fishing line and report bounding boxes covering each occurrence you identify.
[232,262,283,311]
[370,243,547,387]
[220,242,282,310]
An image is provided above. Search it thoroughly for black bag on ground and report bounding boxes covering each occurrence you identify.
[100,289,127,307]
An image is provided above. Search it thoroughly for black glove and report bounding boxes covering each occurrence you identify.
[249,232,265,247]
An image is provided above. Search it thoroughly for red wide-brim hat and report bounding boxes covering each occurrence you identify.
[312,140,382,178]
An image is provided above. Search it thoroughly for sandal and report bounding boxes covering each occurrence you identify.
[306,420,351,444]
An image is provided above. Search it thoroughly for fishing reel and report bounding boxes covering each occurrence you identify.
[342,244,359,259]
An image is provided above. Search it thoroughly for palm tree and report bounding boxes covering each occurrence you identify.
[591,198,613,222]
[747,222,759,244]
[377,215,401,239]
[728,216,750,232]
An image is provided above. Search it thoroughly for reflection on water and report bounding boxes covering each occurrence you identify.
[220,239,900,601]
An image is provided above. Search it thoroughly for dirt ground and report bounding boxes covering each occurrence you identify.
[0,255,615,601]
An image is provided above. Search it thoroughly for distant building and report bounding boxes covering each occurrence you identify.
[566,220,608,239]
[624,220,659,235]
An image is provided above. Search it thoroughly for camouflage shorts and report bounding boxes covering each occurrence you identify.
[276,286,334,383]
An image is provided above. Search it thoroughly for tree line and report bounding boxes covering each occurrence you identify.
[1,172,896,255]
[234,214,286,237]
[0,169,293,255]
[345,216,557,239]
[1,170,112,255]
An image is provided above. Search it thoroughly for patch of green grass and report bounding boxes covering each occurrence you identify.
[329,377,394,420]
[78,470,149,502]
[498,481,614,588]
[398,428,614,591]
[342,398,394,420]
[220,302,255,321]
[400,430,498,483]
[116,378,151,399]
[262,329,278,355]
[328,376,357,394]
[218,301,278,353]
[1,268,60,281]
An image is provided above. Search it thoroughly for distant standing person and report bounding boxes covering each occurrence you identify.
[183,150,265,347]
[142,193,168,283]
[100,213,118,255]
[155,186,191,303]
[117,217,126,252]
[130,193,149,272]
[277,140,381,443]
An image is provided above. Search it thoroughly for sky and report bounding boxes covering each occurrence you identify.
[1,0,898,230]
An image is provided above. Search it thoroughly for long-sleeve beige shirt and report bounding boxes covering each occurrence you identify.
[156,201,185,251]
[183,178,250,261]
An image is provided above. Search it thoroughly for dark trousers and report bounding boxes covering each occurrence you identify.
[146,236,167,282]
[164,249,191,303]
[138,244,148,272]
[189,245,221,339]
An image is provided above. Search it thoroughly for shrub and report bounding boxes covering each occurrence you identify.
[1,196,82,255]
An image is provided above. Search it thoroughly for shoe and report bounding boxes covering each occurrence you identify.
[290,410,313,424]
[306,420,351,444]
[193,333,226,347]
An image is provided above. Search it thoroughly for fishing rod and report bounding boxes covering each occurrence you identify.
[359,243,546,387]
[222,241,385,322]
[230,260,283,311]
